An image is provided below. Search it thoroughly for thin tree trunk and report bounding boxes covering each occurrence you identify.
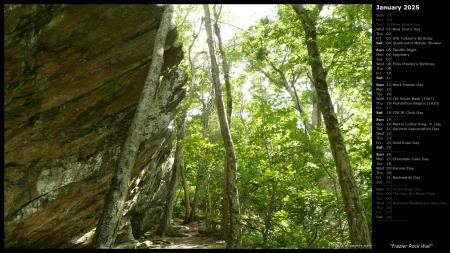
[92,5,174,248]
[177,110,190,226]
[202,91,213,139]
[258,65,313,132]
[259,42,341,246]
[213,5,232,123]
[190,93,213,222]
[156,142,180,236]
[156,108,189,236]
[220,160,230,240]
[203,4,242,248]
[180,162,190,224]
[263,183,276,248]
[292,4,371,247]
[190,165,202,221]
[260,93,275,249]
[205,174,213,233]
[180,21,203,224]
[213,6,234,241]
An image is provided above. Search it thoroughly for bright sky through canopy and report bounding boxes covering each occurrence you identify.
[173,4,277,120]
[221,4,277,42]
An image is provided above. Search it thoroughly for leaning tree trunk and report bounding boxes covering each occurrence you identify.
[203,4,242,249]
[92,5,174,248]
[291,4,371,247]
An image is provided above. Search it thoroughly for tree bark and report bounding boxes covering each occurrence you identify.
[220,159,230,240]
[213,5,233,124]
[156,147,179,236]
[203,4,242,248]
[213,6,234,241]
[291,4,371,247]
[92,5,174,248]
[156,114,186,236]
[263,183,276,248]
[180,160,190,224]
[190,93,213,222]
[214,5,240,244]
[217,18,232,239]
[190,165,202,221]
[205,174,213,233]
[311,82,322,128]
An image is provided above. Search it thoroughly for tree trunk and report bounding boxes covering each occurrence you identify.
[203,4,242,248]
[156,113,187,236]
[291,4,371,247]
[214,4,237,244]
[190,94,213,222]
[311,83,322,128]
[259,64,313,132]
[260,95,275,249]
[180,160,190,224]
[263,183,276,248]
[190,165,202,221]
[205,174,213,233]
[92,5,174,248]
[213,5,233,124]
[213,7,233,241]
[220,159,230,240]
[156,152,179,236]
[179,23,204,224]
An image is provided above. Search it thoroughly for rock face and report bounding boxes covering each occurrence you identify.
[4,4,186,248]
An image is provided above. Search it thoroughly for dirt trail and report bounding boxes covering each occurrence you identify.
[114,218,226,249]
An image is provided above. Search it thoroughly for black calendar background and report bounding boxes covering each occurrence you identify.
[372,1,448,250]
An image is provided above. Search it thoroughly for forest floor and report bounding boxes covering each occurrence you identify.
[114,217,226,249]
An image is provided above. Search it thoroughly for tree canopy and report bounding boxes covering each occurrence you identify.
[167,4,372,249]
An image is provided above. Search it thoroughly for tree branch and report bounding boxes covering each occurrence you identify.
[269,63,312,132]
[242,218,264,234]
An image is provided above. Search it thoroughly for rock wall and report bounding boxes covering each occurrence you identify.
[4,4,186,248]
